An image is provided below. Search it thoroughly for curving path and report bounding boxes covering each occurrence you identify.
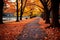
[17,17,47,40]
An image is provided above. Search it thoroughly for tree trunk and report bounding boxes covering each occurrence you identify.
[16,0,19,22]
[40,0,50,24]
[51,0,60,27]
[0,0,4,24]
[45,11,50,24]
[44,5,50,24]
[20,0,27,20]
[20,9,23,20]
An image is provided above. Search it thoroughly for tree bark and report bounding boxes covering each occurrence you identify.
[0,0,4,24]
[20,8,23,20]
[51,0,60,27]
[16,0,19,22]
[40,0,50,24]
[20,0,27,20]
[45,8,50,24]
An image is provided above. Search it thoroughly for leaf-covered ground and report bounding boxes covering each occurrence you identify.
[0,17,60,40]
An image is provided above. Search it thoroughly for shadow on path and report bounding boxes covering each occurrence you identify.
[17,17,47,40]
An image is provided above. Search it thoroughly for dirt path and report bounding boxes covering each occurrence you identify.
[17,18,47,40]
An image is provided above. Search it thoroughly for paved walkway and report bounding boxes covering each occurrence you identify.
[17,18,47,40]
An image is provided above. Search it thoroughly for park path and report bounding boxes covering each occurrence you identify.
[17,17,47,40]
[0,17,60,40]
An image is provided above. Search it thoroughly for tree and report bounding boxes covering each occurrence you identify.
[24,3,44,18]
[20,0,27,20]
[0,0,4,24]
[40,0,51,23]
[16,0,19,22]
[50,0,60,27]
